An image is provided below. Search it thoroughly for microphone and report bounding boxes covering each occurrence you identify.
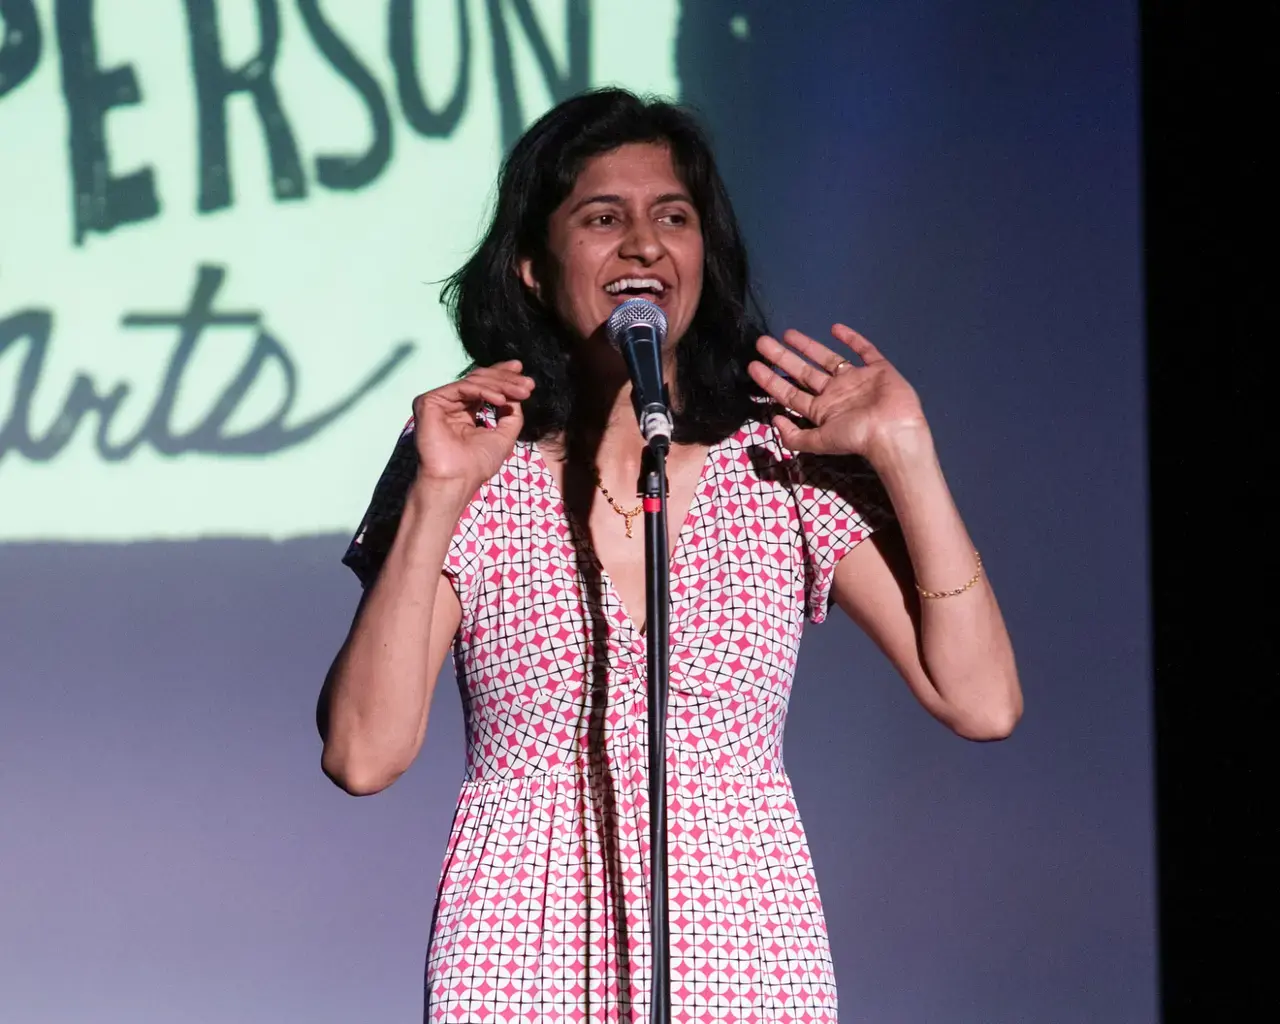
[605,298,674,446]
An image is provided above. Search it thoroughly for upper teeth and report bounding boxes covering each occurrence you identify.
[605,278,665,294]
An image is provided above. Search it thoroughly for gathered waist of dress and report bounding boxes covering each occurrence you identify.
[458,756,791,791]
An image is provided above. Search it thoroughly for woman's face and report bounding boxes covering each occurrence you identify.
[519,141,704,354]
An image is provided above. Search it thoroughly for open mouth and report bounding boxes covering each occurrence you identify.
[604,276,669,306]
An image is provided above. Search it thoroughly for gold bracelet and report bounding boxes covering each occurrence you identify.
[916,551,983,599]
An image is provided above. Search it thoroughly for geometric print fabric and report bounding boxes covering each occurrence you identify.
[344,418,893,1022]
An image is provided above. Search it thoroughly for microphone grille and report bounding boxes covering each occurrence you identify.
[605,298,668,348]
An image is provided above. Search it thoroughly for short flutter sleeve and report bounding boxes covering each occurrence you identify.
[342,420,419,589]
[341,421,492,620]
[787,451,897,623]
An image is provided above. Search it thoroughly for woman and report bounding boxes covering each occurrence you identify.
[318,88,1020,1022]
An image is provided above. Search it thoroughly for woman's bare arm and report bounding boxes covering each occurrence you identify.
[318,482,468,795]
[317,360,533,795]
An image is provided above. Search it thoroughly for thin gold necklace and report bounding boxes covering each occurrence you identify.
[597,478,643,539]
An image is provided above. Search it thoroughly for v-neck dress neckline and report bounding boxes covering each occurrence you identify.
[527,436,726,647]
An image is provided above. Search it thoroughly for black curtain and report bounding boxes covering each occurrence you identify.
[1142,2,1272,1018]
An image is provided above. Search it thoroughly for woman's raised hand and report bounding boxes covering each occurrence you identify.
[748,325,929,465]
[411,360,534,492]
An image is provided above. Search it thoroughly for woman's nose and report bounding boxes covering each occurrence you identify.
[620,221,662,263]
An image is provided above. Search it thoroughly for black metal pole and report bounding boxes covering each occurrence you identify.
[642,439,671,1024]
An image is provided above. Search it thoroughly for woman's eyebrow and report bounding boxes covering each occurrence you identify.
[568,191,694,214]
[568,193,623,213]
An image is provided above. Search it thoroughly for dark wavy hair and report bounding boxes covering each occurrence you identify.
[440,88,768,444]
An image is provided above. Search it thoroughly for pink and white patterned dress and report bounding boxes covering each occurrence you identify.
[343,417,893,1023]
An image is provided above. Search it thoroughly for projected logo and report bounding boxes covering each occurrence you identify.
[0,0,678,540]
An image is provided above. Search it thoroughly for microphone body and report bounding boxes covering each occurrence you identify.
[605,298,674,446]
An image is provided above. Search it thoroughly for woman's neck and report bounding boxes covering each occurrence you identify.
[543,346,683,476]
[543,384,641,477]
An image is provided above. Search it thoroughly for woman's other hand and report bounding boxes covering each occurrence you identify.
[748,325,929,465]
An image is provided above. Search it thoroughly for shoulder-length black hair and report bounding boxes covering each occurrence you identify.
[441,88,768,444]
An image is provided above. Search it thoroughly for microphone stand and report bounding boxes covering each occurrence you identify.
[641,437,671,1024]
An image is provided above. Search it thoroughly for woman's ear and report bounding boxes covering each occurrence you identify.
[517,257,542,301]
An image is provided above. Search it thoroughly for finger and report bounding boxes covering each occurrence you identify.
[781,328,849,375]
[491,401,525,439]
[831,324,885,363]
[772,414,828,454]
[748,359,816,420]
[428,381,523,416]
[755,335,830,393]
[448,379,523,405]
[458,371,534,399]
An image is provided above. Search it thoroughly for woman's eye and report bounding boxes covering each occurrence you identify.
[660,211,689,226]
[592,214,617,226]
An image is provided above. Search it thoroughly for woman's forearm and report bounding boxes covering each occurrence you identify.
[871,428,1022,737]
[318,480,471,793]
